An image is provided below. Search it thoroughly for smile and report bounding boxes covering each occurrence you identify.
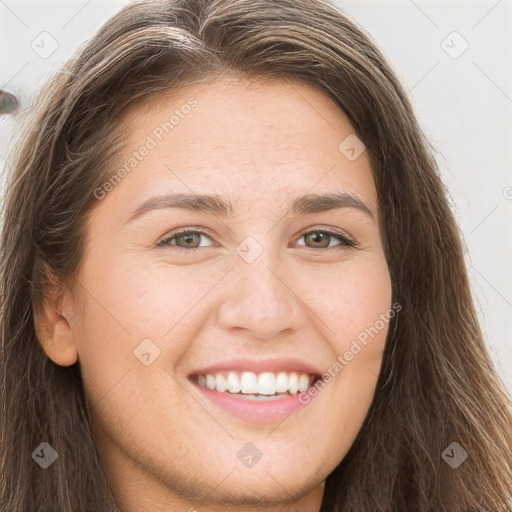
[188,360,323,424]
[194,370,317,397]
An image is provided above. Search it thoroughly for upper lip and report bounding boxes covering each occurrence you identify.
[189,357,323,377]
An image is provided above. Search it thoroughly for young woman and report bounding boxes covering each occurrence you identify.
[1,0,511,510]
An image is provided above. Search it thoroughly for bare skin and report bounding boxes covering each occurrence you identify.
[36,75,392,511]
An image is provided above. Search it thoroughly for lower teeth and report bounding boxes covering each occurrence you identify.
[227,392,291,400]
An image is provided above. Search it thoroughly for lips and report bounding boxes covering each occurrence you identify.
[187,357,323,424]
[189,357,323,377]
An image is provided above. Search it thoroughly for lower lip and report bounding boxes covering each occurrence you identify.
[192,381,311,425]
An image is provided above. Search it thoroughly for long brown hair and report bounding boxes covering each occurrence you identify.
[1,0,511,510]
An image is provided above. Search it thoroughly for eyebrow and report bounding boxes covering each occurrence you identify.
[125,191,375,224]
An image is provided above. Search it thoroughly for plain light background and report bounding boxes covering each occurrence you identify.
[1,0,511,391]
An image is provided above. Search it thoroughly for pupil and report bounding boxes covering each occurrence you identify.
[181,233,199,247]
[308,232,328,248]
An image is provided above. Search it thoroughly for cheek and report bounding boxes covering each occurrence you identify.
[306,262,392,453]
[72,257,224,386]
[77,255,215,339]
[306,256,392,408]
[310,256,392,347]
[115,259,228,346]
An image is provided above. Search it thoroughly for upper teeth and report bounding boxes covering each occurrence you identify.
[197,371,315,395]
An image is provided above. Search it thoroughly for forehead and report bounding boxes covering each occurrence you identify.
[104,75,377,219]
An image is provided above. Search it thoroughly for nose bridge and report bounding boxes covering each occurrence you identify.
[216,243,305,339]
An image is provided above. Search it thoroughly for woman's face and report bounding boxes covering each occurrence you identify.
[58,76,392,510]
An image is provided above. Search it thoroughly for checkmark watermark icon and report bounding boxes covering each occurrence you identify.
[338,133,365,161]
[134,338,161,366]
[31,442,58,469]
[235,236,264,264]
[441,441,468,468]
[237,442,263,468]
[30,31,59,59]
[441,31,469,60]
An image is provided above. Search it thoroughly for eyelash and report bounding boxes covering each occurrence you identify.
[157,227,359,253]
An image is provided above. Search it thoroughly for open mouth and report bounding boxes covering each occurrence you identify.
[187,360,323,424]
[190,370,320,400]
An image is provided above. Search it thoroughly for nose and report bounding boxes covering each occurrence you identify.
[216,250,307,341]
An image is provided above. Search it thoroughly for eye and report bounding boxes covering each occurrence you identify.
[157,228,214,252]
[296,229,358,250]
